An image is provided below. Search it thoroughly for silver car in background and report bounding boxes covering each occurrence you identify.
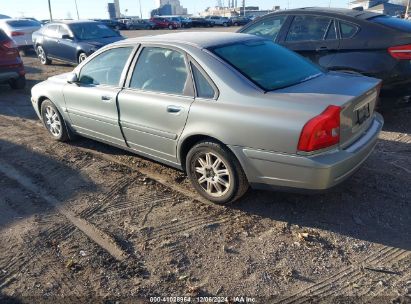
[0,18,41,52]
[30,32,383,204]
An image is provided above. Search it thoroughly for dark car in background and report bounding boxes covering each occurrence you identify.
[0,29,25,89]
[94,19,127,30]
[32,20,124,65]
[230,16,251,26]
[191,17,214,27]
[127,19,155,30]
[150,17,179,29]
[239,7,411,108]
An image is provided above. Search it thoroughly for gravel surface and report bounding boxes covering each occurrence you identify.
[0,28,410,304]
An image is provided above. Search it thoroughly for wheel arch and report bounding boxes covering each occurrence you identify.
[178,134,237,172]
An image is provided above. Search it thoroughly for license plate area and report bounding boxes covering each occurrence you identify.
[356,103,370,125]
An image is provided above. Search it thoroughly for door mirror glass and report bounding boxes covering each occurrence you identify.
[67,73,78,84]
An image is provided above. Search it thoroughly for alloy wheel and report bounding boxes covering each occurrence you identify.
[37,46,46,64]
[44,106,62,137]
[194,152,231,198]
[78,53,87,63]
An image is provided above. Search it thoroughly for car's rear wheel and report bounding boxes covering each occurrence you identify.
[168,24,174,30]
[37,45,51,65]
[41,100,69,142]
[78,52,87,64]
[186,141,249,204]
[223,22,228,27]
[9,75,26,90]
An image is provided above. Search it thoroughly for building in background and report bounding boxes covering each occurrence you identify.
[0,14,10,19]
[153,0,187,16]
[107,3,116,19]
[199,5,277,18]
[151,4,173,17]
[114,0,121,18]
[349,0,406,15]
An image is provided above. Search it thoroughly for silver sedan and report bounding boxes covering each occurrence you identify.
[31,32,384,203]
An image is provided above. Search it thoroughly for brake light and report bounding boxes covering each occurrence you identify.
[388,44,411,60]
[298,105,341,152]
[1,39,17,49]
[11,31,25,37]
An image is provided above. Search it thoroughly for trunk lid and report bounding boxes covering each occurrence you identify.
[271,71,381,150]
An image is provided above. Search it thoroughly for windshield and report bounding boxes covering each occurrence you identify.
[6,20,40,27]
[70,22,120,40]
[210,40,323,91]
[370,15,411,33]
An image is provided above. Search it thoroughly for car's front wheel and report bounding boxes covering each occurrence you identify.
[37,45,51,65]
[78,52,87,64]
[41,100,69,142]
[186,141,249,204]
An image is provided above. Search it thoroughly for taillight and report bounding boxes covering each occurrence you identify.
[11,31,24,37]
[298,105,341,152]
[388,44,411,60]
[1,40,17,49]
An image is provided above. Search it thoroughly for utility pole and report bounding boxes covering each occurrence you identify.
[48,0,53,21]
[74,0,80,19]
[243,0,245,16]
[406,0,410,18]
[139,0,143,19]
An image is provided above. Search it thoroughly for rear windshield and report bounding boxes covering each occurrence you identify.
[210,40,323,91]
[6,20,40,27]
[0,29,8,40]
[70,22,120,40]
[370,16,411,33]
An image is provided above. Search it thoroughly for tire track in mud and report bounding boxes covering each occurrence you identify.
[275,246,410,304]
[0,161,128,262]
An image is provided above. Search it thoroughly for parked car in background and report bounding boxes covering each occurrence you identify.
[0,29,25,89]
[205,16,232,27]
[230,16,251,26]
[127,19,155,30]
[31,32,383,204]
[32,20,124,65]
[239,7,411,108]
[93,19,127,30]
[150,17,179,29]
[191,17,214,27]
[0,18,41,53]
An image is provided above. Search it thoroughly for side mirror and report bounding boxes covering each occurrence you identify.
[67,73,79,84]
[61,34,73,40]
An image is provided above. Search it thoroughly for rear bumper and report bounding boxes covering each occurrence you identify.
[230,113,384,192]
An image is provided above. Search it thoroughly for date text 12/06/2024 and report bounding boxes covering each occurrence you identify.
[149,296,257,303]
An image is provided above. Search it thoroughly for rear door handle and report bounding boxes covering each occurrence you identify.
[167,105,183,113]
[101,96,112,101]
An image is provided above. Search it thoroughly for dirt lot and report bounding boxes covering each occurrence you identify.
[0,28,410,304]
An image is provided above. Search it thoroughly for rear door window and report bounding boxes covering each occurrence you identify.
[241,15,287,41]
[326,21,337,40]
[370,15,411,33]
[44,24,59,37]
[286,15,332,42]
[339,22,359,38]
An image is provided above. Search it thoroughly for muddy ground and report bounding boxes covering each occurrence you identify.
[0,28,410,304]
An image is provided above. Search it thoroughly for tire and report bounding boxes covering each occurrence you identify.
[234,22,239,26]
[168,24,174,30]
[37,45,51,65]
[186,140,249,204]
[40,99,69,142]
[223,22,228,27]
[9,75,26,90]
[78,52,87,64]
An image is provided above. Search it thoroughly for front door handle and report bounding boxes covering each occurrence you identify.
[167,105,183,113]
[101,96,112,101]
[316,46,329,51]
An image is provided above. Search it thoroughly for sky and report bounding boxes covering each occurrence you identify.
[1,0,351,20]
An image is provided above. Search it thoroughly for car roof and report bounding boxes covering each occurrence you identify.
[118,32,261,49]
[47,20,99,25]
[267,7,382,20]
